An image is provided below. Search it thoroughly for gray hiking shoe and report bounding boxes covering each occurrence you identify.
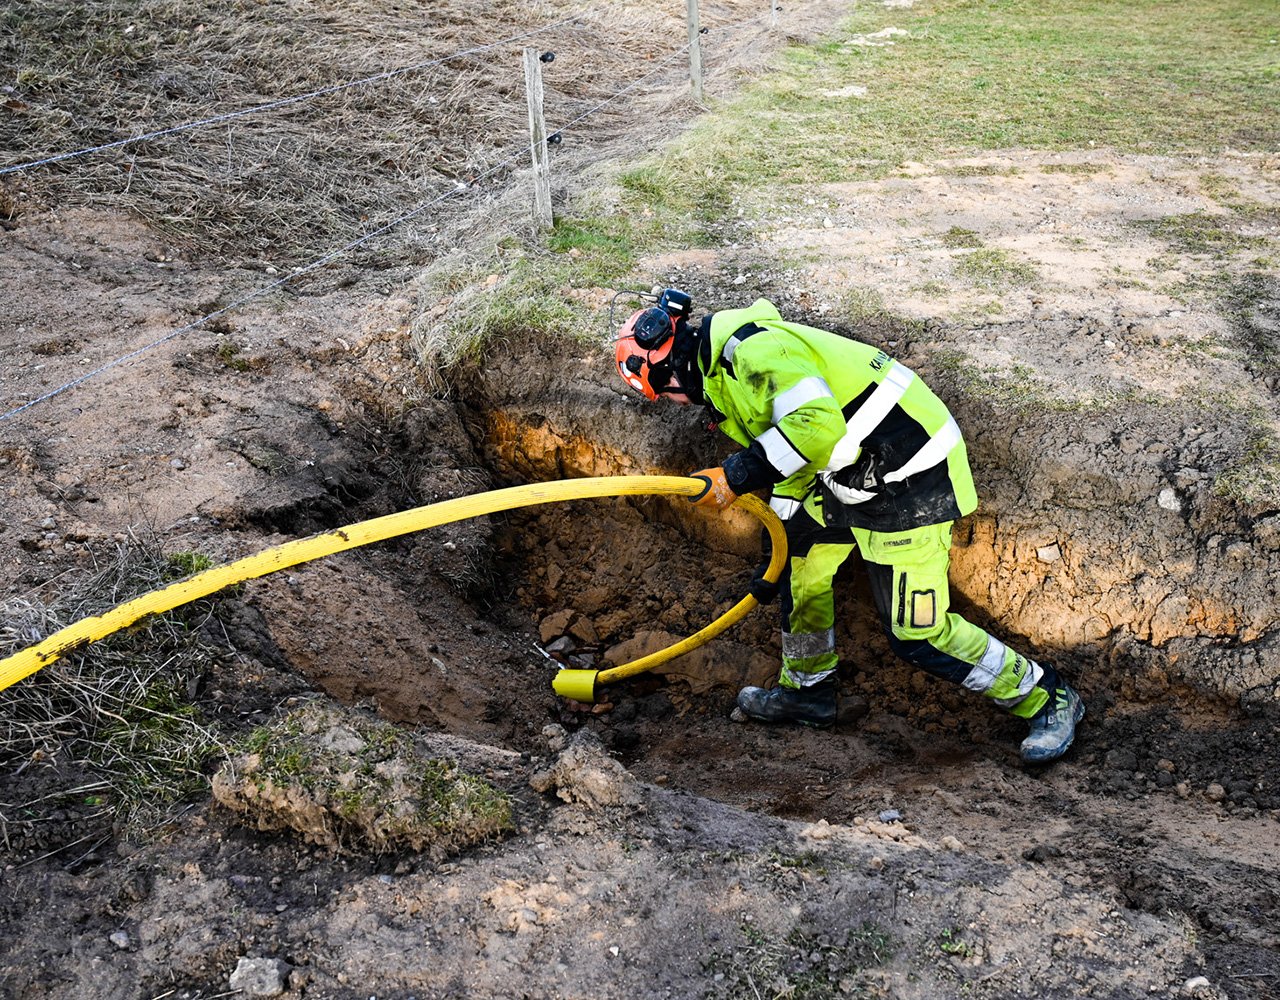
[1020,684,1085,763]
[736,680,837,728]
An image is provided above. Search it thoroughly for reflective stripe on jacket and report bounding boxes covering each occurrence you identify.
[702,298,977,532]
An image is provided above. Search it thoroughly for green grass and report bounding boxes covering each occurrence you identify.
[930,352,1165,412]
[940,226,983,249]
[166,550,214,577]
[1042,162,1107,176]
[1213,407,1280,506]
[1139,212,1274,257]
[831,286,927,345]
[1221,270,1280,367]
[411,168,737,366]
[650,0,1278,201]
[938,927,975,959]
[953,247,1038,289]
[215,342,251,372]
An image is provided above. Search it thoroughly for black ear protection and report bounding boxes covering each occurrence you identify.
[610,288,694,350]
[630,306,676,349]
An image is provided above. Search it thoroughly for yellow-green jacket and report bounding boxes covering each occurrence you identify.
[702,299,977,533]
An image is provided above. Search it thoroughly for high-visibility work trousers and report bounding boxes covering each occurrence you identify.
[775,511,1053,719]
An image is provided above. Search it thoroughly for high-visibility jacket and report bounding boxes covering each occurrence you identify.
[700,299,977,533]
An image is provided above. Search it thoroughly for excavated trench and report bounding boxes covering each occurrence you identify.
[168,312,1278,985]
[239,319,1280,823]
[6,308,1278,997]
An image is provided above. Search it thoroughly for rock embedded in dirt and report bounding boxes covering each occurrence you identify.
[1023,844,1064,863]
[542,730,642,810]
[228,956,290,997]
[1106,748,1139,772]
[539,611,574,644]
[541,723,569,753]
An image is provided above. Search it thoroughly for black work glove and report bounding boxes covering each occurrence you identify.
[748,527,780,604]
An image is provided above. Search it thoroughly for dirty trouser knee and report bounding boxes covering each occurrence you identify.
[857,522,1051,719]
[776,512,856,690]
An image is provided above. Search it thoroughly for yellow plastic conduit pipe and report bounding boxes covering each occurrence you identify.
[0,476,787,703]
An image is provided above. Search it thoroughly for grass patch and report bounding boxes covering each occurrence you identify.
[167,550,215,577]
[937,163,1021,178]
[660,0,1278,196]
[1198,171,1245,205]
[215,341,251,372]
[410,169,736,367]
[1213,408,1280,506]
[938,927,975,959]
[0,539,228,840]
[1042,162,1106,176]
[834,286,927,344]
[214,701,514,855]
[941,226,983,249]
[952,247,1038,289]
[929,350,1157,412]
[703,921,893,999]
[1138,212,1273,257]
[412,242,601,371]
[1221,269,1280,367]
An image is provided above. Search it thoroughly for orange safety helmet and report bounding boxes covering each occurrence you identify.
[614,306,678,400]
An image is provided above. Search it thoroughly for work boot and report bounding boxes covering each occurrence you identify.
[1020,683,1085,763]
[736,679,837,728]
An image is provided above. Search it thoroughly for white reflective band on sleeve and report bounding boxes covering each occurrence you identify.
[883,417,962,483]
[771,376,834,424]
[722,332,750,365]
[961,635,1008,693]
[782,627,836,660]
[825,362,915,472]
[770,495,801,520]
[758,426,809,477]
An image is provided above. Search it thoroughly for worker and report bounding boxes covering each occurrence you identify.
[613,291,1084,763]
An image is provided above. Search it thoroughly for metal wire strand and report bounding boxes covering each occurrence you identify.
[0,8,600,178]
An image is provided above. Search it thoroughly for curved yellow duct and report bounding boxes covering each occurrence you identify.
[0,476,786,702]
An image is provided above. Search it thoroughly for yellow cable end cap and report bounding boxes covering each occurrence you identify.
[552,669,598,704]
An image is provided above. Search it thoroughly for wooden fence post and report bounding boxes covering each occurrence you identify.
[771,0,780,27]
[523,47,553,229]
[687,0,704,103]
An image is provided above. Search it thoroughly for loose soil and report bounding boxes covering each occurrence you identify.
[2,5,1279,1000]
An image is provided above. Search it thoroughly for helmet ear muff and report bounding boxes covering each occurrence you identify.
[611,290,692,400]
[629,307,676,350]
[615,307,677,400]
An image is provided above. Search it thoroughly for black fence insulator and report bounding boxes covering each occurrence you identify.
[540,51,556,63]
[548,132,563,145]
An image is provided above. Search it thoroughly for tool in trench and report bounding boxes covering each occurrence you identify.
[0,475,787,702]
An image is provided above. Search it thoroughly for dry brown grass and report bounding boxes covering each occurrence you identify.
[1,0,804,270]
[0,536,228,840]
